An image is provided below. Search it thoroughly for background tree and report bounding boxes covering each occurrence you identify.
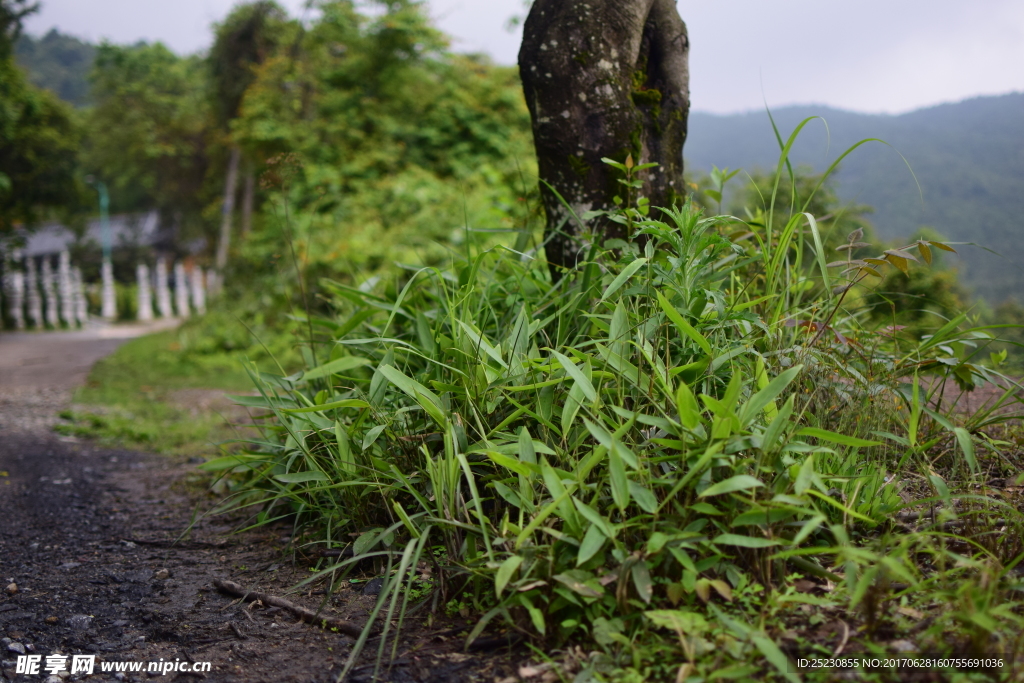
[0,0,81,233]
[0,0,35,58]
[230,0,533,280]
[84,42,211,239]
[518,0,689,276]
[208,0,286,272]
[15,28,96,106]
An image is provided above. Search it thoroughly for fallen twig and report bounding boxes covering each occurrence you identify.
[213,579,368,638]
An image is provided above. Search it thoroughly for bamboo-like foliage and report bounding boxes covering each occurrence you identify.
[203,124,1024,679]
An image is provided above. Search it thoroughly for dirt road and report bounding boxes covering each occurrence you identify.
[0,320,178,435]
[0,326,516,682]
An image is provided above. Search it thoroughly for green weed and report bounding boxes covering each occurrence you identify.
[206,122,1024,680]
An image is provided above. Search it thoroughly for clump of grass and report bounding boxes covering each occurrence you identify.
[206,122,1024,680]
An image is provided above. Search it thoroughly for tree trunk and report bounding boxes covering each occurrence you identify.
[241,166,255,237]
[519,0,690,276]
[215,145,241,271]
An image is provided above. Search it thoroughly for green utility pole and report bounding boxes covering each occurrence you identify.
[86,176,116,320]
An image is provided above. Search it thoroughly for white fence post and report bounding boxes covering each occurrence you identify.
[174,261,190,318]
[6,251,26,330]
[156,256,173,318]
[137,263,153,321]
[190,266,206,315]
[58,250,74,326]
[25,255,42,329]
[42,256,59,328]
[101,257,117,320]
[72,266,88,326]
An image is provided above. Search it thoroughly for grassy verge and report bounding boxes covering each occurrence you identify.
[56,328,264,459]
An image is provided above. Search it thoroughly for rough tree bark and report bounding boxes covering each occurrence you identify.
[519,0,689,276]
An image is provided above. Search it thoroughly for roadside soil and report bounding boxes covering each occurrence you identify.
[0,327,523,683]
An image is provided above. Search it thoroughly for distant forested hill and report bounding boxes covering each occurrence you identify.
[13,29,1022,302]
[685,93,1024,303]
[15,29,95,106]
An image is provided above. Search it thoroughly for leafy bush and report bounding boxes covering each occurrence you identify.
[205,128,1024,679]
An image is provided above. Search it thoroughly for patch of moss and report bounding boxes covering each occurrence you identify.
[631,88,662,106]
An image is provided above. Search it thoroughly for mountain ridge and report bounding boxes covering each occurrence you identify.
[685,92,1024,302]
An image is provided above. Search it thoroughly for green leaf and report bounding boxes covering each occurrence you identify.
[676,380,701,430]
[930,474,950,500]
[582,418,639,469]
[353,528,381,556]
[486,451,534,477]
[658,291,712,355]
[227,394,278,408]
[608,446,630,512]
[378,364,441,407]
[596,342,653,393]
[954,427,978,474]
[573,498,617,539]
[551,351,598,402]
[644,610,708,634]
[392,500,421,539]
[198,454,270,471]
[803,212,831,298]
[751,633,799,683]
[689,502,722,515]
[554,570,604,598]
[517,426,537,465]
[301,356,371,381]
[368,348,395,405]
[669,547,697,573]
[794,454,815,496]
[520,595,546,635]
[738,365,802,426]
[560,381,586,432]
[577,524,606,566]
[379,365,448,427]
[647,531,671,554]
[796,427,880,448]
[541,459,578,532]
[699,475,764,497]
[791,515,825,546]
[608,301,629,357]
[335,420,354,474]
[281,399,370,413]
[671,355,710,385]
[713,534,780,548]
[495,555,523,597]
[628,480,658,513]
[631,562,653,603]
[275,471,329,483]
[601,257,648,301]
[457,320,508,368]
[361,424,386,451]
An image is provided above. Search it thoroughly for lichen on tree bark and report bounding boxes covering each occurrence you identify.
[519,0,690,277]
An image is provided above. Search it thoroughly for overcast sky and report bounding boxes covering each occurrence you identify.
[23,0,1024,115]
